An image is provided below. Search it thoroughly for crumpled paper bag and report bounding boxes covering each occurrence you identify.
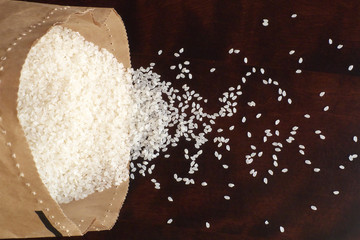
[0,0,130,238]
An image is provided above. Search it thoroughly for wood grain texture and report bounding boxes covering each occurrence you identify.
[19,0,360,239]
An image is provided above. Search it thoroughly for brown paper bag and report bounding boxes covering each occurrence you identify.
[0,0,130,238]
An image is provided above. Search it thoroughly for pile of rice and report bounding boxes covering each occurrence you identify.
[17,26,134,204]
[17,26,203,204]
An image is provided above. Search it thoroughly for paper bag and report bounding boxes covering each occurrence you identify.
[0,0,130,238]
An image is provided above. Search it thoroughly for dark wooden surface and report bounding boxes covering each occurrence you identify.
[21,0,360,239]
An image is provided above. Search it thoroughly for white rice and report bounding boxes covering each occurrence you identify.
[263,178,268,184]
[310,205,317,211]
[206,222,210,228]
[18,26,133,203]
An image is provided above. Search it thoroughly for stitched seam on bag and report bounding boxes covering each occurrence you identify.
[101,10,131,230]
[87,11,120,231]
[103,11,120,228]
[103,10,116,53]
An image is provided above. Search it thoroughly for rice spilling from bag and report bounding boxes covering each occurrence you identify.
[17,26,135,204]
[17,25,201,204]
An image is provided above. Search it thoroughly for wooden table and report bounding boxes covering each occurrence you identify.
[23,0,360,239]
